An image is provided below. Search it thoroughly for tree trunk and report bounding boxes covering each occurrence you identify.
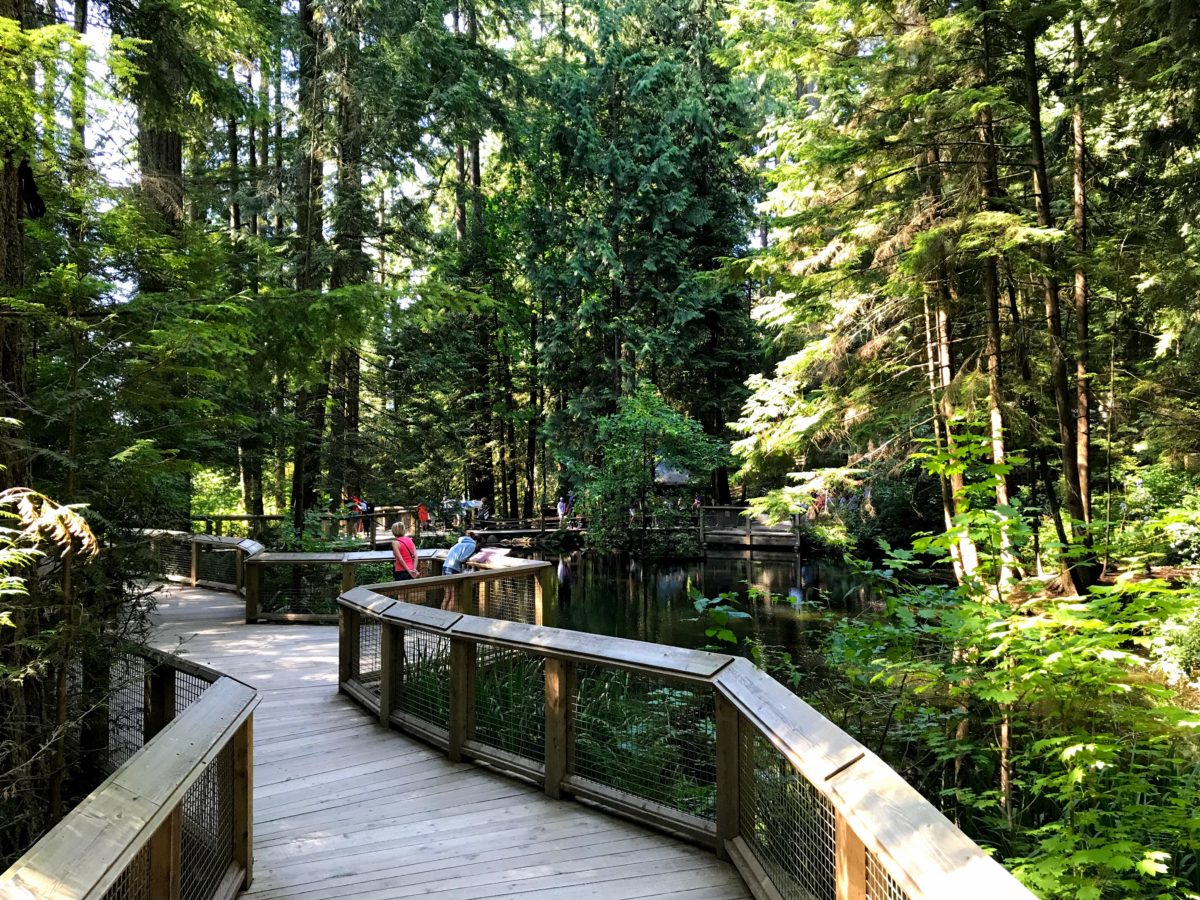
[978,3,1013,585]
[1073,16,1091,529]
[1023,27,1084,529]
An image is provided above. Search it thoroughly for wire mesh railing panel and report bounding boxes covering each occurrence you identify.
[374,579,456,610]
[739,731,837,900]
[356,618,383,695]
[259,564,342,616]
[473,575,537,624]
[571,665,717,820]
[99,841,151,900]
[866,853,910,900]
[353,562,395,587]
[180,743,234,900]
[473,646,545,763]
[174,669,212,715]
[196,547,237,586]
[399,629,451,728]
[156,538,191,580]
[107,655,147,770]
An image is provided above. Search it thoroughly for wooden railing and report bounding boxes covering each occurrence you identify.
[143,529,550,625]
[336,587,1032,900]
[0,648,258,900]
[190,506,412,541]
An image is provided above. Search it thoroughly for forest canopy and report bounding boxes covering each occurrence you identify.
[3,0,1200,894]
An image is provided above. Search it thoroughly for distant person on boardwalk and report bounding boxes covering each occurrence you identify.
[692,494,702,512]
[556,497,568,525]
[416,502,430,536]
[442,531,478,575]
[391,522,419,581]
[349,496,362,535]
[567,493,576,526]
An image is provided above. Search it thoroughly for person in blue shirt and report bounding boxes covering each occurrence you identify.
[442,531,478,575]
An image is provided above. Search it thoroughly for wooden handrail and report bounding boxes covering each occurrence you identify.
[336,588,1033,900]
[0,669,259,900]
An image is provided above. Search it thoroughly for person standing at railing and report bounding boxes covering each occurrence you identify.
[442,530,478,575]
[416,502,429,536]
[391,521,419,581]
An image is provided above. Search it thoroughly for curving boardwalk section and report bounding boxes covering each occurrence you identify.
[150,585,750,900]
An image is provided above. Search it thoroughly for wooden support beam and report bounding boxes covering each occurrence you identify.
[190,541,200,587]
[448,637,476,762]
[244,563,260,624]
[148,804,182,900]
[544,657,573,799]
[145,664,177,742]
[233,716,254,889]
[339,606,361,689]
[835,812,867,900]
[714,692,740,860]
[379,621,404,725]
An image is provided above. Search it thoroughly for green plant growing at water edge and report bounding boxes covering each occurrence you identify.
[822,443,1200,898]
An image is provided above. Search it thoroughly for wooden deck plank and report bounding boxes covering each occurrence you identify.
[150,585,748,900]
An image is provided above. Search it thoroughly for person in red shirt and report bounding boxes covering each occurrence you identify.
[390,521,419,580]
[416,502,430,536]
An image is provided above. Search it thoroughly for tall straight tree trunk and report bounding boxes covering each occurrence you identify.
[925,145,978,579]
[1023,27,1084,528]
[292,0,327,525]
[1073,16,1091,529]
[246,69,258,239]
[329,0,367,503]
[978,2,1014,585]
[273,30,284,237]
[523,310,538,518]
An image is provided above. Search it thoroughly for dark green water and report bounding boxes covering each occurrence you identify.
[546,550,872,654]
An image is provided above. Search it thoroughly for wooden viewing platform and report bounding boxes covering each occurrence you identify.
[148,585,751,899]
[2,535,1032,900]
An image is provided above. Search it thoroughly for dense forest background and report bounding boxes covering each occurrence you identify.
[4,0,1200,894]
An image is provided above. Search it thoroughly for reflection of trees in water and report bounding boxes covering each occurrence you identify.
[552,551,869,656]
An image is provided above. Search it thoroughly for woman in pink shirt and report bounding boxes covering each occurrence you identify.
[390,521,419,580]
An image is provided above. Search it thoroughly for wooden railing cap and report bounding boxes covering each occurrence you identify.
[450,613,733,679]
[828,750,1033,898]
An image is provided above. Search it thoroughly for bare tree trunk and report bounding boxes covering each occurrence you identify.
[1073,16,1091,529]
[1023,27,1084,530]
[978,3,1013,586]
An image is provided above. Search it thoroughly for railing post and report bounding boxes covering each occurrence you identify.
[455,575,473,615]
[339,606,361,689]
[215,519,224,537]
[190,540,200,587]
[145,664,176,742]
[244,561,260,623]
[714,692,740,860]
[379,621,404,725]
[745,510,752,545]
[233,715,254,889]
[341,562,355,594]
[544,656,574,799]
[235,548,245,592]
[448,637,477,762]
[148,803,182,900]
[534,564,557,628]
[835,812,867,900]
[699,509,706,546]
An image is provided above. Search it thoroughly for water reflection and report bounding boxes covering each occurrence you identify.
[549,550,871,655]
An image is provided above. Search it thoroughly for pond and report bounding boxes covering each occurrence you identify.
[545,550,874,656]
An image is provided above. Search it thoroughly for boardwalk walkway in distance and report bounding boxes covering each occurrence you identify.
[149,585,751,900]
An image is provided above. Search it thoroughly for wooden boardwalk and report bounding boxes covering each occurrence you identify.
[150,585,750,900]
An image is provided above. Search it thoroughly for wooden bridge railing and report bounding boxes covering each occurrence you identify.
[189,506,413,541]
[0,648,259,900]
[142,530,552,626]
[336,587,1032,900]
